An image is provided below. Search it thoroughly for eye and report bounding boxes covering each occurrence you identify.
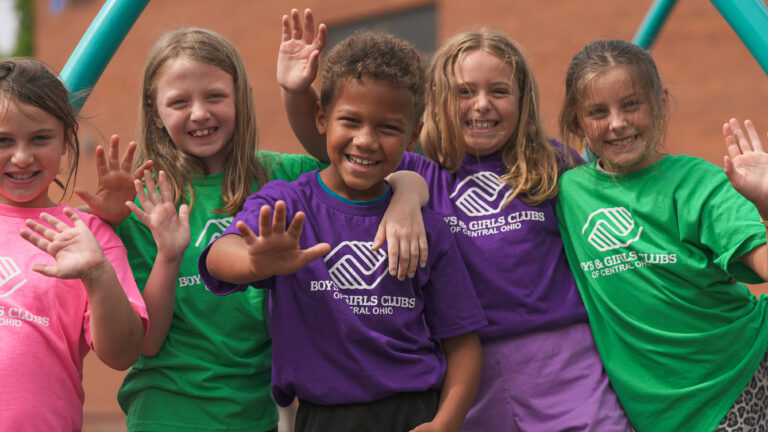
[31,135,52,145]
[208,93,225,101]
[586,107,607,118]
[623,99,642,110]
[492,87,511,96]
[458,87,473,98]
[169,98,187,107]
[0,137,12,146]
[380,124,404,135]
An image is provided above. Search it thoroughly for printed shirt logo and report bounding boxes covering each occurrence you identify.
[450,171,512,217]
[324,241,387,290]
[0,256,26,298]
[582,207,643,251]
[196,217,234,247]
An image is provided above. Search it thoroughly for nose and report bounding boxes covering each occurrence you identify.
[608,110,628,130]
[353,126,376,149]
[11,144,33,167]
[190,100,211,122]
[472,92,490,112]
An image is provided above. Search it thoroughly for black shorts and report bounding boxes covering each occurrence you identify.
[295,390,440,432]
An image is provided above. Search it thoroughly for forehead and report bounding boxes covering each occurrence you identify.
[0,97,59,127]
[581,67,640,103]
[330,78,417,120]
[155,58,233,90]
[454,49,514,82]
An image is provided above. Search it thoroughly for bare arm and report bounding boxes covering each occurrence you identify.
[125,170,190,356]
[723,118,768,280]
[374,171,430,280]
[20,207,145,370]
[410,331,483,432]
[277,8,327,161]
[206,201,331,284]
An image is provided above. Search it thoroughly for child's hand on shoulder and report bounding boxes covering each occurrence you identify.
[20,206,109,282]
[277,8,326,93]
[723,118,768,215]
[238,200,331,280]
[126,170,190,263]
[75,134,153,227]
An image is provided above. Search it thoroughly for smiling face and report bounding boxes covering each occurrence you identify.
[0,99,66,208]
[576,67,663,173]
[153,58,235,174]
[454,49,520,157]
[316,78,420,201]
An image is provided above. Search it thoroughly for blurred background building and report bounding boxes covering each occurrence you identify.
[4,0,767,430]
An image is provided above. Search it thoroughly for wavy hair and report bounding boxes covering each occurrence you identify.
[136,27,267,215]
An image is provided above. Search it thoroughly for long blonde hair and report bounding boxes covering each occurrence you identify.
[136,27,268,215]
[422,28,566,206]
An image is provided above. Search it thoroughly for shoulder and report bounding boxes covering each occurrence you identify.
[398,151,438,173]
[257,150,325,181]
[244,173,313,210]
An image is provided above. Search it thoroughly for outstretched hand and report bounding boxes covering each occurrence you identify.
[126,170,191,262]
[277,8,327,93]
[238,201,330,280]
[20,207,108,280]
[75,134,153,227]
[723,118,768,215]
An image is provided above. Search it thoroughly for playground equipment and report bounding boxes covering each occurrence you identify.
[61,0,768,114]
[633,0,768,76]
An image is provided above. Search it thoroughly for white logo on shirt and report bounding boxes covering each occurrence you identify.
[450,171,512,217]
[324,241,387,290]
[582,207,642,251]
[0,256,27,298]
[196,217,234,247]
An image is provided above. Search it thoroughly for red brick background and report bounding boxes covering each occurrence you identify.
[30,1,768,429]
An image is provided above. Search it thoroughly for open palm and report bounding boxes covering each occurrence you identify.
[723,119,768,213]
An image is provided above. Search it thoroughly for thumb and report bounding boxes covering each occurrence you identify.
[74,187,97,207]
[300,242,331,265]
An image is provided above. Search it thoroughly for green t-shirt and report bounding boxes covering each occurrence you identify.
[556,155,768,432]
[117,152,324,432]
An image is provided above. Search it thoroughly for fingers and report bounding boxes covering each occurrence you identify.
[290,8,302,40]
[178,204,191,227]
[19,227,49,251]
[745,119,764,152]
[94,145,108,178]
[302,8,314,44]
[272,200,288,233]
[281,14,291,42]
[133,159,154,180]
[387,237,400,278]
[418,233,428,270]
[107,134,121,170]
[236,220,259,245]
[121,141,138,172]
[286,210,306,239]
[258,204,273,237]
[315,23,327,51]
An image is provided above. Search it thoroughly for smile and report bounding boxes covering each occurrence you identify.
[189,127,216,137]
[606,134,639,146]
[346,155,380,167]
[465,120,498,130]
[6,172,37,181]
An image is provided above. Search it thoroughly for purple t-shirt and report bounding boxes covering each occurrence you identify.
[398,150,586,342]
[199,171,486,407]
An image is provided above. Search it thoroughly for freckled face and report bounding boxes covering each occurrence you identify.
[316,78,420,201]
[0,99,67,208]
[455,50,520,156]
[576,67,662,173]
[153,58,236,174]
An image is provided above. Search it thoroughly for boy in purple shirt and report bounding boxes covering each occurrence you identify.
[199,32,486,432]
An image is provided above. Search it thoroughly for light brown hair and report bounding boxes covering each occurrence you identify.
[423,28,566,206]
[559,39,668,156]
[137,27,267,215]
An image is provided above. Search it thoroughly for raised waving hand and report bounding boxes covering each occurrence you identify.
[723,118,768,215]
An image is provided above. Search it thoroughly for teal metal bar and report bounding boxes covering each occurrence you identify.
[59,0,150,113]
[633,0,679,49]
[711,0,768,77]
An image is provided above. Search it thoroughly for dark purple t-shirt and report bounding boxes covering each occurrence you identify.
[398,150,586,341]
[198,171,486,407]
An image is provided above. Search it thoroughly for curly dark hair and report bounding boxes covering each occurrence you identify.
[319,31,425,124]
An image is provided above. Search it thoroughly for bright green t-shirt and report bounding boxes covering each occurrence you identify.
[556,155,768,432]
[116,152,324,432]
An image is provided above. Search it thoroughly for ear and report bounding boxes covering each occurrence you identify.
[315,101,328,135]
[406,121,423,152]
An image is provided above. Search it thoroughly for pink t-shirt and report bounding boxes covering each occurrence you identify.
[0,203,148,430]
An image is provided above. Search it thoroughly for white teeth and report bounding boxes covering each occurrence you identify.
[8,172,35,180]
[610,136,635,146]
[190,128,215,137]
[347,155,378,167]
[466,120,496,130]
